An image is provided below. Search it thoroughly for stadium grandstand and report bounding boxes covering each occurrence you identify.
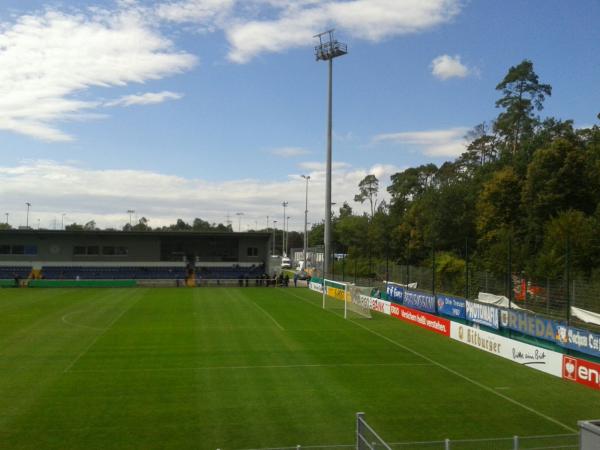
[0,229,273,286]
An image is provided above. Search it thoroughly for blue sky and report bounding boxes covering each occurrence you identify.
[1,0,599,231]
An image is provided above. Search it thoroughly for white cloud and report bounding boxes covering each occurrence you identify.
[0,159,399,229]
[297,161,351,171]
[270,147,311,157]
[105,91,183,107]
[226,0,462,63]
[0,1,464,141]
[374,127,469,157]
[431,54,470,80]
[0,9,197,141]
[155,0,235,27]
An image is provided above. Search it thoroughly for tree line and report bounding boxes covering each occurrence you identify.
[308,60,600,282]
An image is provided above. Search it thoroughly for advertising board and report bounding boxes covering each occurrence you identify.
[555,325,600,360]
[436,294,466,319]
[500,308,557,342]
[385,282,404,304]
[403,289,436,314]
[501,308,600,359]
[326,286,346,301]
[450,322,562,377]
[390,304,450,336]
[356,295,391,315]
[308,281,323,293]
[562,355,600,391]
[465,300,499,329]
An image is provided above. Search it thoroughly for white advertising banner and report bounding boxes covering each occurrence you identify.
[355,295,391,315]
[450,322,562,378]
[309,281,323,293]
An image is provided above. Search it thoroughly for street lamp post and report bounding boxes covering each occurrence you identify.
[286,216,291,257]
[301,175,310,269]
[25,202,31,228]
[314,29,347,277]
[5,212,8,225]
[61,213,66,230]
[236,212,244,232]
[272,220,278,255]
[281,201,288,257]
[127,210,135,227]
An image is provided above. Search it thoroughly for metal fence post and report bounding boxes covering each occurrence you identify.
[465,238,469,300]
[513,435,519,450]
[444,438,451,450]
[546,277,550,314]
[432,245,436,297]
[566,236,571,325]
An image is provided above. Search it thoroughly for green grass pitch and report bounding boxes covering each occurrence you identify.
[0,286,599,449]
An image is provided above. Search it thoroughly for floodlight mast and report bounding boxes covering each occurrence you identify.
[314,29,346,277]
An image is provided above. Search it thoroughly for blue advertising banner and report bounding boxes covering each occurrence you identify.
[465,300,499,329]
[436,294,466,319]
[555,325,600,359]
[403,289,436,314]
[385,282,404,304]
[501,308,600,359]
[500,309,557,342]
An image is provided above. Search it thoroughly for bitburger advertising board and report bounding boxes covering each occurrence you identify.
[450,322,562,377]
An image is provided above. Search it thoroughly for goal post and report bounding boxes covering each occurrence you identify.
[322,278,371,319]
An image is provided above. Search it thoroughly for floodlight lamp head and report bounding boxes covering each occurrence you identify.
[314,29,347,61]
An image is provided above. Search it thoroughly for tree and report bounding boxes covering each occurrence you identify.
[494,60,552,155]
[169,219,192,231]
[338,202,353,219]
[308,222,324,247]
[462,122,498,167]
[354,174,379,219]
[65,223,84,231]
[477,167,522,237]
[522,138,599,231]
[536,210,596,277]
[133,217,151,231]
[83,220,97,231]
[387,164,438,214]
[192,218,212,231]
[0,223,12,230]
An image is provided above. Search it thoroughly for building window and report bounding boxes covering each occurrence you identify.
[73,246,86,256]
[24,245,38,255]
[116,246,128,255]
[11,245,24,255]
[102,246,115,255]
[0,245,10,254]
[87,246,100,255]
[247,247,258,257]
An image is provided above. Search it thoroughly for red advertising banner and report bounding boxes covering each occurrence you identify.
[563,355,600,391]
[390,303,450,336]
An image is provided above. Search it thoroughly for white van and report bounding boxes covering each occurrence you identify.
[281,257,291,269]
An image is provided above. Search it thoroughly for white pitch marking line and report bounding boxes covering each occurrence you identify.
[68,362,433,373]
[249,299,285,331]
[63,293,142,373]
[286,290,577,433]
[61,311,104,331]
